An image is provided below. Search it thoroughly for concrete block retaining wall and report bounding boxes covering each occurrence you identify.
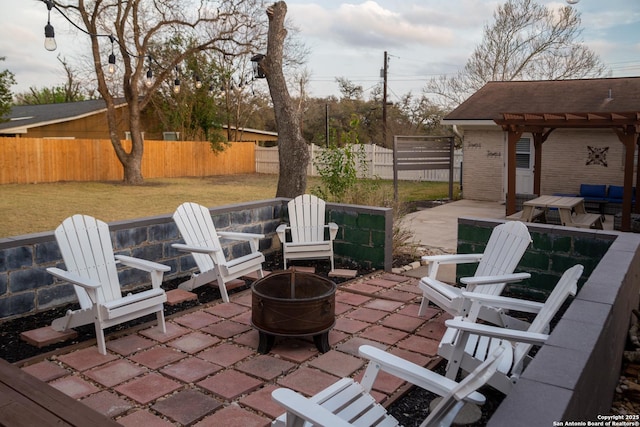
[457,218,617,299]
[457,218,640,426]
[0,199,392,321]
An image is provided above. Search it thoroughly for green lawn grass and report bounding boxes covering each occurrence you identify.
[0,174,458,238]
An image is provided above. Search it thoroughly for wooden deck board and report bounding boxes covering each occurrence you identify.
[0,359,119,427]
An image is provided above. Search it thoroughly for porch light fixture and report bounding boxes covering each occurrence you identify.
[173,66,181,94]
[44,0,56,51]
[251,54,266,79]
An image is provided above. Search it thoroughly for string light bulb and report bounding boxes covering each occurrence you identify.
[108,53,116,74]
[44,0,56,51]
[107,35,116,74]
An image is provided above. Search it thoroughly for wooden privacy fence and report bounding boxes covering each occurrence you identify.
[255,143,462,181]
[0,138,255,184]
[393,135,455,200]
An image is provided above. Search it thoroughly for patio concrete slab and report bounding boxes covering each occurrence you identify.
[173,310,220,329]
[151,389,222,425]
[21,271,451,426]
[402,199,506,253]
[194,405,271,427]
[49,374,101,399]
[117,409,174,427]
[165,288,197,305]
[129,346,186,369]
[236,354,296,381]
[198,369,263,400]
[114,372,181,404]
[168,331,220,354]
[20,326,78,348]
[106,334,156,356]
[82,390,133,418]
[85,359,147,387]
[160,356,222,383]
[21,360,69,382]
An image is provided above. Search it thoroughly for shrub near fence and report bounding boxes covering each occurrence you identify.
[0,138,255,184]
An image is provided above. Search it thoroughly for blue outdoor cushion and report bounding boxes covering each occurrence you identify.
[580,184,607,200]
[608,185,636,202]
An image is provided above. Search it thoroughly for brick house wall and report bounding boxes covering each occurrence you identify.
[461,129,506,201]
[461,128,630,202]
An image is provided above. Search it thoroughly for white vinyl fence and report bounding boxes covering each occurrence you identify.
[256,144,462,182]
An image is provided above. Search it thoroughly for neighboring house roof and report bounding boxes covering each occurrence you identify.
[222,125,277,137]
[444,77,640,124]
[0,99,126,134]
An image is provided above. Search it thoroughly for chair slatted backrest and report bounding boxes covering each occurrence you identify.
[512,264,582,367]
[471,221,532,294]
[173,202,225,270]
[289,194,327,243]
[54,215,122,308]
[423,343,509,427]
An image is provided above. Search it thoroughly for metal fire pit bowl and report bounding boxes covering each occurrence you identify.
[251,269,336,354]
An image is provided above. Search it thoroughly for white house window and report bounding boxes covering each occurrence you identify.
[124,132,144,140]
[516,138,531,169]
[163,132,180,141]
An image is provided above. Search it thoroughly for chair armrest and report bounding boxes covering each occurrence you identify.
[171,243,220,254]
[271,388,353,427]
[460,291,545,314]
[419,277,461,301]
[421,253,483,278]
[460,272,531,286]
[327,222,339,240]
[445,319,549,345]
[359,345,485,404]
[217,231,265,241]
[421,253,483,264]
[275,224,288,243]
[115,255,171,273]
[46,267,100,290]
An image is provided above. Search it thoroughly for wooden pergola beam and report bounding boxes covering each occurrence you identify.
[497,112,640,232]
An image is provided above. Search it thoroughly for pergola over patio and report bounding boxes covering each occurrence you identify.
[497,111,640,231]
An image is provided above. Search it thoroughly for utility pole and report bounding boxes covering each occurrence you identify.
[382,51,388,146]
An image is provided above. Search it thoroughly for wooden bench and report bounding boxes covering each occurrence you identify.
[506,208,545,223]
[567,213,603,229]
[0,358,119,426]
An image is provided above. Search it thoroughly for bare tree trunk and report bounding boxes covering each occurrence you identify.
[261,1,309,198]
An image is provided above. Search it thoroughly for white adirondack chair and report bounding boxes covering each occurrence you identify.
[47,214,170,355]
[271,343,509,427]
[276,194,339,270]
[172,202,265,302]
[439,264,583,394]
[419,221,532,329]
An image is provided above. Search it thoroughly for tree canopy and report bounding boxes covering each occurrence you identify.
[0,57,16,121]
[426,0,609,109]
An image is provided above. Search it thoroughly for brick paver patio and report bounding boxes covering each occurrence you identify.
[19,271,447,426]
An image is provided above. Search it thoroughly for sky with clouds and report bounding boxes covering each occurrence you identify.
[2,1,640,102]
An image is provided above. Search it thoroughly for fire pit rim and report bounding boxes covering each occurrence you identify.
[251,269,337,301]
